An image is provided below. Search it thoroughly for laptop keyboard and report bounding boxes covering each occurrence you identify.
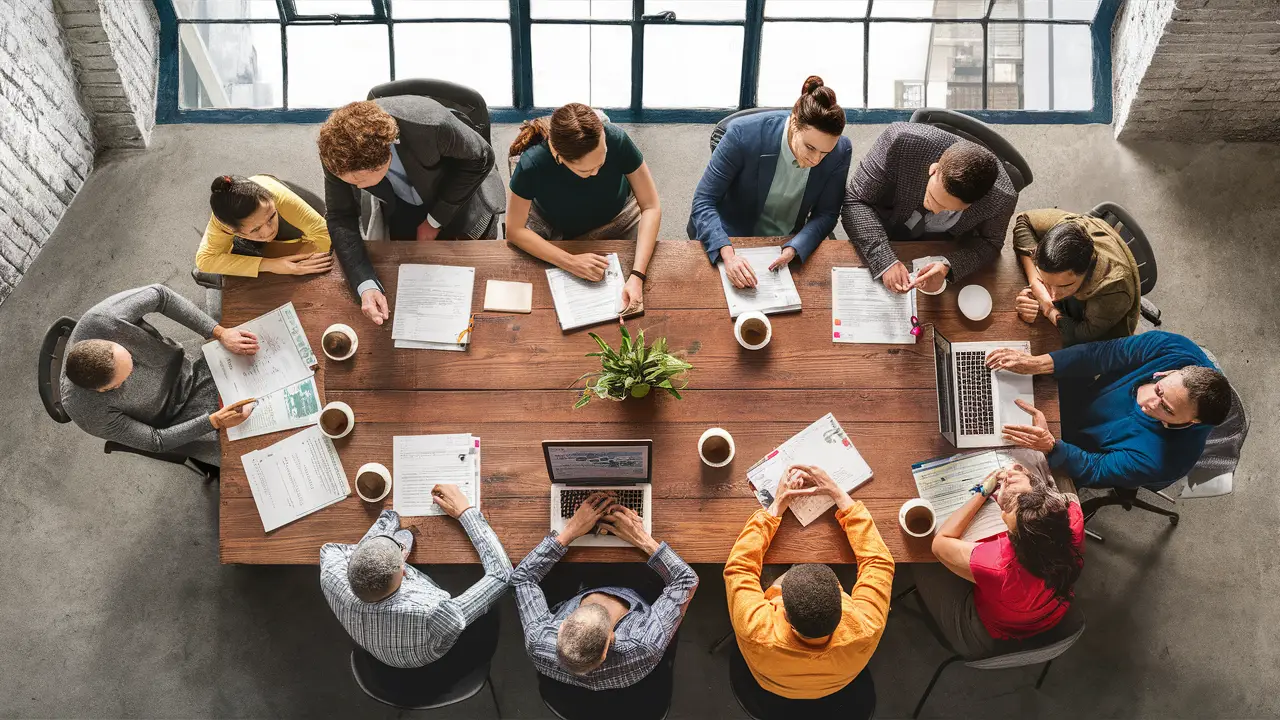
[559,488,645,519]
[956,351,995,436]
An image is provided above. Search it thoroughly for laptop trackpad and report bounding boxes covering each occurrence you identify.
[995,371,1034,427]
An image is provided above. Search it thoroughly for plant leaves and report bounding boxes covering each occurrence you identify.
[631,383,650,398]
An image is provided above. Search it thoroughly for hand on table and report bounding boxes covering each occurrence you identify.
[767,246,797,271]
[558,491,614,545]
[566,252,610,282]
[210,397,256,430]
[1015,287,1041,324]
[431,483,472,519]
[908,261,948,294]
[621,275,644,315]
[720,247,757,289]
[767,474,818,517]
[264,252,333,276]
[880,261,912,293]
[361,288,390,326]
[786,464,855,511]
[600,505,660,555]
[1002,399,1056,453]
[416,219,441,242]
[215,326,259,355]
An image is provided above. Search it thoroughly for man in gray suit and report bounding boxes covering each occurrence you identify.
[318,97,505,325]
[840,123,1018,295]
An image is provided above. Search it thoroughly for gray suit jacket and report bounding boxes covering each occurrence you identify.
[324,95,505,296]
[839,122,1018,281]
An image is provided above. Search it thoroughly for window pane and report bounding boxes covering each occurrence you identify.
[992,0,1100,21]
[929,23,985,109]
[643,1,745,20]
[871,0,987,18]
[759,22,863,108]
[394,0,510,18]
[765,0,868,18]
[1009,23,1092,110]
[644,25,742,107]
[173,0,279,20]
[286,25,389,107]
[292,0,375,15]
[531,24,631,107]
[867,23,930,108]
[394,24,512,107]
[531,0,631,19]
[178,23,282,108]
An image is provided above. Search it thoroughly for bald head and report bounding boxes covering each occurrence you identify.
[557,603,613,675]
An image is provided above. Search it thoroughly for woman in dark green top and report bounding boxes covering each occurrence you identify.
[506,103,661,312]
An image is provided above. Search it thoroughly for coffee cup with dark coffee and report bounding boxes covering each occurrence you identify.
[321,323,358,361]
[698,427,735,468]
[899,498,937,538]
[355,462,392,502]
[734,311,772,350]
[318,401,355,439]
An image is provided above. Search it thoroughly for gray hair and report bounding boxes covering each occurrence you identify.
[556,603,612,675]
[347,536,403,603]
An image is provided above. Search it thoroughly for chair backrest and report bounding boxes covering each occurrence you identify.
[368,79,492,145]
[539,629,679,720]
[38,316,77,424]
[1088,201,1157,295]
[965,604,1085,671]
[909,108,1034,192]
[709,107,780,152]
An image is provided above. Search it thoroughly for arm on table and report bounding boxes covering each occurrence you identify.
[627,161,661,274]
[723,510,781,640]
[690,123,746,264]
[643,543,699,648]
[836,502,895,631]
[930,493,983,582]
[784,138,851,263]
[443,508,513,625]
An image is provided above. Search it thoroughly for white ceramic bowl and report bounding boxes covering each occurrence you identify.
[958,285,993,321]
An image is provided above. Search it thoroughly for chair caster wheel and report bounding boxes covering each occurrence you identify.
[1169,515,1179,526]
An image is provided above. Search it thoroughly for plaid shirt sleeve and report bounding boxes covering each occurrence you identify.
[441,508,512,627]
[512,535,567,663]
[641,542,699,648]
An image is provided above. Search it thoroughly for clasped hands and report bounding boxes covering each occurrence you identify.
[881,260,947,294]
[768,464,855,517]
[559,491,660,555]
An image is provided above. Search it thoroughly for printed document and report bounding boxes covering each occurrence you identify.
[242,425,349,532]
[831,267,918,344]
[203,302,316,405]
[391,264,476,347]
[718,246,802,317]
[911,448,1054,542]
[547,253,624,331]
[228,376,322,441]
[393,434,481,517]
[747,413,873,526]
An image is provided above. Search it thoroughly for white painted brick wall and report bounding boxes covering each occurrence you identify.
[60,0,160,148]
[1115,0,1280,142]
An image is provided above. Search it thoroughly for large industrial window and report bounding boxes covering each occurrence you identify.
[157,0,1119,124]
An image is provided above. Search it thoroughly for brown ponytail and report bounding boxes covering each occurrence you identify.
[793,75,845,137]
[508,103,603,162]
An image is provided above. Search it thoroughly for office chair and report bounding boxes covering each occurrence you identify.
[909,108,1034,192]
[537,629,680,720]
[350,606,502,712]
[709,107,779,152]
[1088,201,1162,326]
[728,643,876,720]
[895,586,1085,719]
[38,317,219,482]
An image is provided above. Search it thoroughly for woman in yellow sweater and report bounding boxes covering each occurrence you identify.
[194,175,333,277]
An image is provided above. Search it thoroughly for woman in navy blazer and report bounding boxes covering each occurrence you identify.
[689,76,852,288]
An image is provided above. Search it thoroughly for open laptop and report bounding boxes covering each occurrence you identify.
[932,329,1035,448]
[544,439,653,547]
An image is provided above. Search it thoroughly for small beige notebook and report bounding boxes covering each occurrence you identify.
[483,280,533,313]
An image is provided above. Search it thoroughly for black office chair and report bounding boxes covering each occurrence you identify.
[894,586,1085,719]
[537,630,680,720]
[350,606,502,712]
[728,643,876,720]
[1088,201,1162,326]
[909,108,1034,192]
[709,107,779,152]
[368,78,491,144]
[38,317,219,482]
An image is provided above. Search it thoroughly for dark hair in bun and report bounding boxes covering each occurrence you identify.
[793,75,845,137]
[209,175,272,228]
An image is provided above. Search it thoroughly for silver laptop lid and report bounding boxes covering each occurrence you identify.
[542,440,653,486]
[932,329,957,445]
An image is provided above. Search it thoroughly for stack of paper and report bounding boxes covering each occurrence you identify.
[203,301,317,406]
[228,376,322,441]
[242,425,350,532]
[718,246,802,318]
[392,264,476,351]
[746,413,873,526]
[911,448,1053,542]
[547,253,624,331]
[831,267,918,344]
[393,434,482,517]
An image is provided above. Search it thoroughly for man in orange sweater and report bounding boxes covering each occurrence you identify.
[723,464,895,703]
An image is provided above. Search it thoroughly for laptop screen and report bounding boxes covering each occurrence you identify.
[933,330,955,436]
[542,440,653,483]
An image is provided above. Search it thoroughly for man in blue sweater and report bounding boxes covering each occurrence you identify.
[984,332,1231,490]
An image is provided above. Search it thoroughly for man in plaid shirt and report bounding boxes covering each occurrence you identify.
[320,485,511,668]
[513,492,699,690]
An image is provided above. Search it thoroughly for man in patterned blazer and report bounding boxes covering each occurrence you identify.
[840,122,1018,294]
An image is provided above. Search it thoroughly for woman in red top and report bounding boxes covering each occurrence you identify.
[913,463,1084,658]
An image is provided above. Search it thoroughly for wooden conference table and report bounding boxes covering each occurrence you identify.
[219,238,1060,565]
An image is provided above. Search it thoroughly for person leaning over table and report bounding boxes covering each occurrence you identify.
[986,331,1231,491]
[511,492,698,690]
[1012,208,1141,346]
[506,103,661,312]
[914,463,1084,659]
[319,485,511,669]
[60,284,259,467]
[689,76,852,289]
[839,122,1017,295]
[317,98,505,326]
[193,174,333,278]
[724,464,894,700]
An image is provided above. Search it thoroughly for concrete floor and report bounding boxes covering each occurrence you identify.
[1,121,1278,719]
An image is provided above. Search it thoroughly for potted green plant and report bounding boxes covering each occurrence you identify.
[574,327,692,408]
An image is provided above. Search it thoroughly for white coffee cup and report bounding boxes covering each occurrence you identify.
[321,323,359,361]
[355,462,392,502]
[318,401,355,439]
[899,498,937,538]
[697,427,736,467]
[734,311,772,350]
[958,285,993,321]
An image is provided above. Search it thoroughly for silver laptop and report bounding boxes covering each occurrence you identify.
[544,439,653,547]
[932,329,1035,448]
